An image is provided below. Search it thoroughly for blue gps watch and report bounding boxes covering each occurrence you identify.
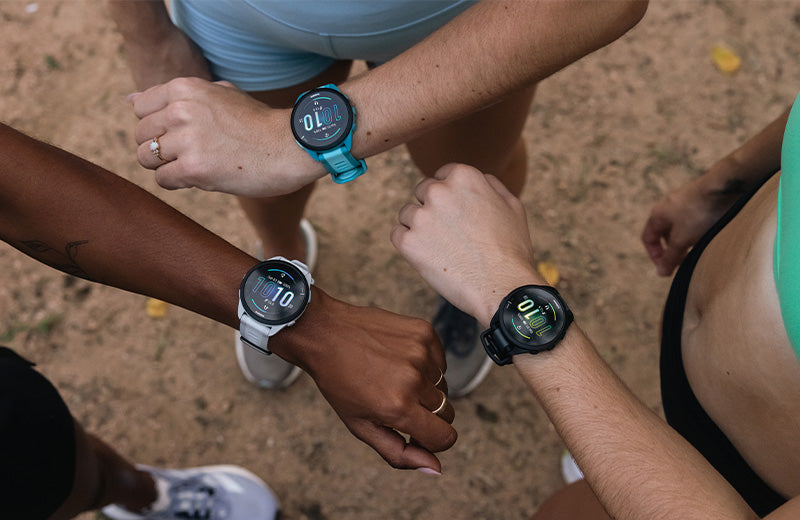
[290,84,366,184]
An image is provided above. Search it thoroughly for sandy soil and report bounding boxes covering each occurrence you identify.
[1,1,799,519]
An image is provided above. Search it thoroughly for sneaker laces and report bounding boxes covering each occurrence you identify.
[147,473,232,519]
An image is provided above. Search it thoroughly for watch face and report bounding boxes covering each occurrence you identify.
[500,286,570,349]
[291,87,354,152]
[240,260,310,326]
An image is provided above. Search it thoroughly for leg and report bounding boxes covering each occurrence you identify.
[238,59,353,262]
[405,84,537,196]
[0,347,154,520]
[49,422,157,520]
[531,480,613,520]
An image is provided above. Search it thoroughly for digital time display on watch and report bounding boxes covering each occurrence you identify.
[500,286,570,348]
[240,259,310,326]
[291,87,354,152]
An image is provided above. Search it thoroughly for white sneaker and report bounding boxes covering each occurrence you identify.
[253,218,318,272]
[237,219,318,389]
[561,451,585,484]
[99,464,280,520]
[235,333,303,389]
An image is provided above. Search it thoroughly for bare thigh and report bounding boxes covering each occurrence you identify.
[531,480,612,520]
[406,85,536,195]
[234,60,354,257]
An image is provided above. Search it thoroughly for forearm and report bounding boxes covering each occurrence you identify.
[469,260,756,518]
[515,327,757,520]
[344,0,648,157]
[0,123,251,328]
[695,108,789,205]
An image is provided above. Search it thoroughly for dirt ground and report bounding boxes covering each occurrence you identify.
[1,1,799,519]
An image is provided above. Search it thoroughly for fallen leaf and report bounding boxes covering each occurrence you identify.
[711,44,741,74]
[146,298,168,318]
[537,261,560,286]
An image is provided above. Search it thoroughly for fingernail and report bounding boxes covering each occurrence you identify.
[416,467,441,476]
[125,92,140,102]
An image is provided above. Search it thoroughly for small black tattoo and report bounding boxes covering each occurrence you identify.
[20,239,90,278]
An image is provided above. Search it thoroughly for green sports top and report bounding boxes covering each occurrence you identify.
[775,91,800,359]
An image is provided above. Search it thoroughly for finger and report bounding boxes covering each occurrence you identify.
[152,161,194,191]
[129,83,172,119]
[348,419,443,472]
[435,372,449,396]
[137,135,175,170]
[440,400,455,424]
[423,387,455,422]
[640,215,668,264]
[412,176,437,204]
[135,110,172,146]
[389,223,408,254]
[657,244,687,278]
[396,202,420,229]
[430,347,447,381]
[433,397,456,424]
[397,404,458,453]
[433,162,480,181]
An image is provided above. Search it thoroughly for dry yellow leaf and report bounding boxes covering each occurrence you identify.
[536,261,560,286]
[711,44,741,74]
[146,298,168,318]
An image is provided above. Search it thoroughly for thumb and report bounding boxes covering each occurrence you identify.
[347,419,443,473]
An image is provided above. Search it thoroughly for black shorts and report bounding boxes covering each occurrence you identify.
[0,347,76,520]
[660,171,786,516]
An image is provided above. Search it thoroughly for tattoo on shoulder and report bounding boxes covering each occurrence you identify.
[20,239,90,278]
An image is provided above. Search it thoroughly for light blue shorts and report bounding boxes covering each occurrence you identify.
[170,0,478,91]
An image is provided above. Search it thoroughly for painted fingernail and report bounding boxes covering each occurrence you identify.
[417,467,441,476]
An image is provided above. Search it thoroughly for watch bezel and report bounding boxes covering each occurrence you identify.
[239,259,311,326]
[497,285,572,353]
[291,86,354,152]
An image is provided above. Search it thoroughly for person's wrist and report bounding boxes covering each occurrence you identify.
[268,108,330,192]
[264,286,327,369]
[475,264,546,327]
[698,156,750,201]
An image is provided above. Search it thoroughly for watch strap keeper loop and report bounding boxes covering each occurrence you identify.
[318,147,366,184]
[239,314,272,355]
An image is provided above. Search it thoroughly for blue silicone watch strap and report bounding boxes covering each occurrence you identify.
[295,84,367,183]
[315,137,367,183]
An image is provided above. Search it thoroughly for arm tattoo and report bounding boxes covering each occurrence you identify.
[19,239,90,278]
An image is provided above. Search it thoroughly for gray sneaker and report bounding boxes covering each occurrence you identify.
[235,334,302,389]
[236,219,318,389]
[433,299,493,398]
[99,464,280,520]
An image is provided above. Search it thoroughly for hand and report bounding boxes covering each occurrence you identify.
[271,291,456,473]
[641,176,733,277]
[391,163,539,325]
[129,78,324,197]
